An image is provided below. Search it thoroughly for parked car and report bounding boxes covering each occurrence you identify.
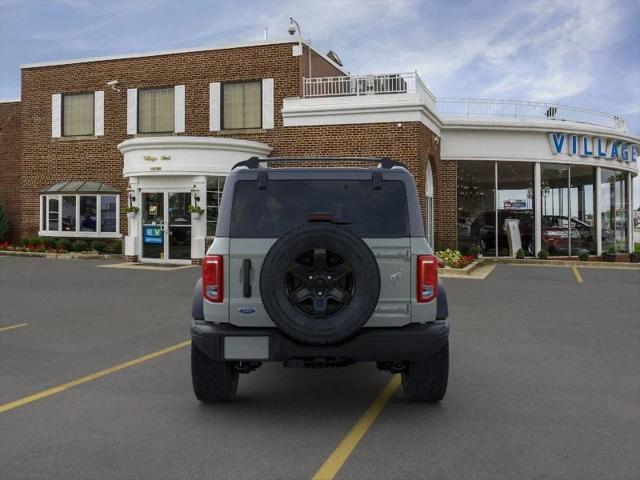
[191,157,450,402]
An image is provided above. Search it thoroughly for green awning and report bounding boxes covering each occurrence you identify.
[40,180,119,194]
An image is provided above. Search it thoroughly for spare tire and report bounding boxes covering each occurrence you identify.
[259,223,380,345]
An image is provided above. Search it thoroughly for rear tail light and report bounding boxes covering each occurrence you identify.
[417,255,438,303]
[202,255,224,302]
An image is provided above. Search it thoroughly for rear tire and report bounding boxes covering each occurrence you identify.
[191,343,239,402]
[401,340,449,402]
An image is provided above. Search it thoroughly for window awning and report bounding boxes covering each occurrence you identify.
[40,180,120,194]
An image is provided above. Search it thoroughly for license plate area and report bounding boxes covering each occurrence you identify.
[223,336,269,360]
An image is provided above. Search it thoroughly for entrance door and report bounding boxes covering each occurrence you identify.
[142,192,165,261]
[167,192,192,261]
[141,192,192,263]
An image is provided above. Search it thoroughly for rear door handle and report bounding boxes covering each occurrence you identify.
[242,259,252,297]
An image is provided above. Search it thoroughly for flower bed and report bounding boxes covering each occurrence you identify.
[435,249,476,269]
[0,237,122,255]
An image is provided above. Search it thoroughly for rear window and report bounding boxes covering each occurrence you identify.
[230,179,410,238]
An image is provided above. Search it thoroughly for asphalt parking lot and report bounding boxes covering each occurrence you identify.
[1,257,639,480]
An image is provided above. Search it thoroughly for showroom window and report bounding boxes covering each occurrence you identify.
[206,176,226,236]
[39,181,120,237]
[540,164,570,256]
[457,161,496,256]
[222,81,261,129]
[601,168,629,253]
[62,92,94,136]
[569,165,596,255]
[497,162,534,256]
[138,87,175,133]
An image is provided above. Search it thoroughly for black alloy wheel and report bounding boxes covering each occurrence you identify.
[286,248,354,318]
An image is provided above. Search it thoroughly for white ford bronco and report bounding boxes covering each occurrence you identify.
[191,157,450,402]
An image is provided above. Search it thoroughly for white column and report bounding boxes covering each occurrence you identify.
[124,177,140,259]
[534,162,541,256]
[595,166,602,256]
[191,175,207,260]
[628,171,634,253]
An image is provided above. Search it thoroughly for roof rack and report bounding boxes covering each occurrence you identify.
[232,156,406,170]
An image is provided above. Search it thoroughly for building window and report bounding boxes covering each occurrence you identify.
[457,161,496,256]
[222,81,261,129]
[569,165,596,255]
[79,196,97,232]
[62,92,94,136]
[601,168,629,253]
[62,196,76,232]
[497,162,534,256]
[138,87,175,133]
[48,197,59,231]
[101,195,118,233]
[39,181,120,237]
[206,176,226,236]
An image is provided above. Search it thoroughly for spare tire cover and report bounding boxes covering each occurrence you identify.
[259,223,380,345]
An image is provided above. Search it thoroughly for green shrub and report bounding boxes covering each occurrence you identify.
[42,237,58,249]
[58,238,73,251]
[71,239,89,252]
[635,243,640,254]
[90,240,106,253]
[21,237,42,246]
[578,249,589,261]
[606,244,616,254]
[516,248,525,259]
[468,246,481,259]
[537,249,549,260]
[108,239,122,254]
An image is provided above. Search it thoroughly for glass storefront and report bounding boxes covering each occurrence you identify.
[497,162,534,256]
[457,161,496,256]
[569,165,596,254]
[457,161,630,257]
[540,164,570,256]
[601,169,629,253]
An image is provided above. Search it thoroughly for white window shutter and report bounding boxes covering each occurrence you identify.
[262,78,274,129]
[51,94,61,137]
[127,88,137,135]
[174,85,185,133]
[94,91,104,136]
[209,82,221,131]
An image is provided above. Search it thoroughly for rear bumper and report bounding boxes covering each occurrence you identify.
[191,320,449,363]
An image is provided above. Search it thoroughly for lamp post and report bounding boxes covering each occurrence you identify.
[288,17,312,80]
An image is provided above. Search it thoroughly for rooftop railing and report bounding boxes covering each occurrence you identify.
[303,72,437,104]
[302,73,628,132]
[436,98,628,132]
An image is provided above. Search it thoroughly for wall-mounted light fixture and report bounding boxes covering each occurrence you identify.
[127,187,136,206]
[191,185,201,204]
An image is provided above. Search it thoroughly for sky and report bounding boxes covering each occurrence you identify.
[0,0,639,205]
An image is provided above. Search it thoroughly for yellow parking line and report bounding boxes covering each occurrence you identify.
[0,340,191,414]
[571,266,583,283]
[312,374,401,480]
[0,323,28,333]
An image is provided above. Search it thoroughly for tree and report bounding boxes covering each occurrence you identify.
[0,197,9,242]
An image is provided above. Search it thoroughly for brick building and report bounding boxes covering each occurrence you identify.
[0,38,638,262]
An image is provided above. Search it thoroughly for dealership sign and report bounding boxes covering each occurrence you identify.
[548,133,637,163]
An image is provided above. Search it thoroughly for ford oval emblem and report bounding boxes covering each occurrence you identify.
[238,306,257,315]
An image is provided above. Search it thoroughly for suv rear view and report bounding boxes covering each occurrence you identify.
[191,157,450,402]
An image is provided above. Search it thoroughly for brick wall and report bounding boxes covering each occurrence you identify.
[0,101,21,242]
[15,41,449,251]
